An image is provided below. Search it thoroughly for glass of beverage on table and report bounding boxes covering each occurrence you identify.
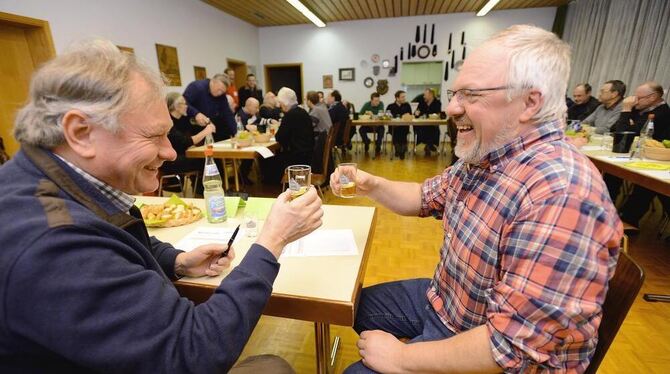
[337,163,357,198]
[601,132,614,151]
[286,165,311,200]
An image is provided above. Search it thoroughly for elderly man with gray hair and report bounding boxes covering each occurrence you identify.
[183,72,237,141]
[260,87,314,183]
[332,25,622,373]
[0,39,324,372]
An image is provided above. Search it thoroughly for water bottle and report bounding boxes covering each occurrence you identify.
[202,146,227,223]
[204,133,214,147]
[639,113,655,158]
[235,115,244,135]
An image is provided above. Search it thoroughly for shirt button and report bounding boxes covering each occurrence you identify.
[447,233,452,239]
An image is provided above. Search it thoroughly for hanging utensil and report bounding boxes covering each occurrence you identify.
[415,25,421,43]
[432,45,437,57]
[412,44,417,58]
[423,24,427,44]
[461,31,465,45]
[462,46,466,60]
[451,52,455,68]
[430,24,435,45]
[408,43,412,59]
[448,33,452,52]
[444,61,449,81]
[400,47,404,61]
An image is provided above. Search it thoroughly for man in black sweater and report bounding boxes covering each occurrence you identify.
[609,81,670,227]
[261,87,315,184]
[238,74,263,111]
[414,88,442,156]
[386,90,412,159]
[568,83,600,121]
[328,90,352,148]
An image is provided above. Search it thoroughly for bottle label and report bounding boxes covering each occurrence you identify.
[204,164,219,176]
[207,195,227,219]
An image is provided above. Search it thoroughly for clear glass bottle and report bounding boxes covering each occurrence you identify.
[634,113,655,159]
[202,146,227,223]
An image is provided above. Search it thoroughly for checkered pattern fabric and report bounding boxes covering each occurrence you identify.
[420,120,622,372]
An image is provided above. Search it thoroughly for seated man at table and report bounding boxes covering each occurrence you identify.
[183,73,237,141]
[568,83,600,121]
[582,80,625,134]
[328,90,354,149]
[386,90,412,159]
[261,87,315,184]
[237,97,262,185]
[0,39,324,373]
[359,92,385,154]
[414,88,442,156]
[609,81,670,228]
[331,25,622,373]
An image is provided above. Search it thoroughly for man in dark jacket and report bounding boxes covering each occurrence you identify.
[386,90,412,159]
[328,90,352,147]
[567,83,600,121]
[609,81,670,227]
[261,87,315,184]
[414,88,442,156]
[238,74,263,111]
[183,74,237,141]
[0,38,323,373]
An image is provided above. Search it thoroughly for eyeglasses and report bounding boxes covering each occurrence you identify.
[446,86,512,104]
[637,92,656,100]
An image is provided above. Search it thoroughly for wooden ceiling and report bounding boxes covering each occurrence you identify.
[205,0,568,27]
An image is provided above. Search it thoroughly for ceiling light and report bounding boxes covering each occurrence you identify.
[476,0,502,17]
[286,0,326,27]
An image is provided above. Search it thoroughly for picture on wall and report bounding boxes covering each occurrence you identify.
[155,43,181,86]
[322,74,333,89]
[339,68,355,81]
[117,45,134,54]
[194,66,207,80]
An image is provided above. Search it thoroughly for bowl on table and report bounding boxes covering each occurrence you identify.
[253,132,271,143]
[643,146,670,161]
[358,114,371,121]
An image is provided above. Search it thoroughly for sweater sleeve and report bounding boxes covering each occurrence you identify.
[612,111,634,133]
[183,82,201,118]
[5,227,280,373]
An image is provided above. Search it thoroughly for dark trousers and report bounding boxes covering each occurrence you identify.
[359,126,384,147]
[620,186,670,226]
[343,279,456,373]
[415,126,440,149]
[390,126,409,145]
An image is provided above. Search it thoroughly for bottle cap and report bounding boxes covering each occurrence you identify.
[204,145,214,156]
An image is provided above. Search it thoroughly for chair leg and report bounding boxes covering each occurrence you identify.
[317,184,325,202]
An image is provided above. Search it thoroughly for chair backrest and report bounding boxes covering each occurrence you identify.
[585,252,644,373]
[321,124,337,176]
[342,119,353,148]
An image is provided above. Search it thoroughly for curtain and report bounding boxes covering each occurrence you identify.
[563,0,670,98]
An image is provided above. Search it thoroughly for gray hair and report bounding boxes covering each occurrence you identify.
[14,38,165,148]
[166,92,183,112]
[486,25,571,123]
[277,87,298,107]
[211,73,230,87]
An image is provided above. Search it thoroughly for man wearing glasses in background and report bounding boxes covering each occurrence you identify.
[332,25,622,373]
[582,80,626,134]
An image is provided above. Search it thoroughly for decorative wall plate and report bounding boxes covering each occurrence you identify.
[360,59,368,68]
[371,54,380,63]
[363,77,374,88]
[381,59,390,68]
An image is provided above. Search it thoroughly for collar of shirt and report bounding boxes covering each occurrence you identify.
[469,120,563,171]
[53,153,136,212]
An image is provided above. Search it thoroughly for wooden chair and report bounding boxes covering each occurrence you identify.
[158,170,199,198]
[585,252,644,373]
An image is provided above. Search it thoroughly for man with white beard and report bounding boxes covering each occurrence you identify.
[331,25,623,373]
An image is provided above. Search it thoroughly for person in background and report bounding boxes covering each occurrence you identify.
[568,83,600,121]
[359,92,385,154]
[414,88,442,156]
[259,91,281,130]
[238,74,263,110]
[161,92,215,184]
[0,38,324,373]
[237,97,261,131]
[582,80,625,134]
[386,90,412,159]
[307,90,333,133]
[328,90,352,149]
[226,94,236,114]
[608,81,670,228]
[317,91,325,104]
[261,87,314,184]
[224,67,239,110]
[183,73,237,141]
[333,25,621,374]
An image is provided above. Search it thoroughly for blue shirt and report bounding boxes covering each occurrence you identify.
[183,79,237,141]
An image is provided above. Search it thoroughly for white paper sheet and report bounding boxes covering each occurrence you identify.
[174,226,244,252]
[212,141,234,148]
[282,229,358,257]
[598,155,634,162]
[581,145,603,151]
[249,146,274,158]
[637,169,670,180]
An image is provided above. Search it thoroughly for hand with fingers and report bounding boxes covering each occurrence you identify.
[174,244,236,277]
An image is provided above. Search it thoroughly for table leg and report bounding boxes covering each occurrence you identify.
[221,158,229,191]
[232,160,240,192]
[315,322,340,374]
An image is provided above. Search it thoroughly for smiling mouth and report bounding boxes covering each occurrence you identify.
[456,123,474,133]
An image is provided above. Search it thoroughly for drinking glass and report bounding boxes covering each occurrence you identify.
[601,132,614,151]
[286,165,311,200]
[337,163,357,198]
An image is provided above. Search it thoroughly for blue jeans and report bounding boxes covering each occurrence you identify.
[343,279,456,373]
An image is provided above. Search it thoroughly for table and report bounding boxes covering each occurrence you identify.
[186,140,280,191]
[352,119,449,157]
[140,196,377,373]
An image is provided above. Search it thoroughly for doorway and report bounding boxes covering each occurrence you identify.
[264,64,303,104]
[226,58,248,89]
[0,12,56,157]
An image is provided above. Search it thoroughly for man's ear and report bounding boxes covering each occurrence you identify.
[518,90,543,123]
[61,110,96,158]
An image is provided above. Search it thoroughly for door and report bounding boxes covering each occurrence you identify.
[227,58,248,89]
[0,12,56,157]
[264,64,303,104]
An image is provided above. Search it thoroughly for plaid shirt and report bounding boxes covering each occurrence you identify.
[55,154,135,212]
[420,120,622,373]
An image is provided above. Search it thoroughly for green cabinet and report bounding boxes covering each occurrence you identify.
[401,61,443,85]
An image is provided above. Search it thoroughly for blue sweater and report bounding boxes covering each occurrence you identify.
[183,79,237,141]
[0,146,280,373]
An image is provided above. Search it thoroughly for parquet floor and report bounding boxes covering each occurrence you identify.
[236,144,670,373]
